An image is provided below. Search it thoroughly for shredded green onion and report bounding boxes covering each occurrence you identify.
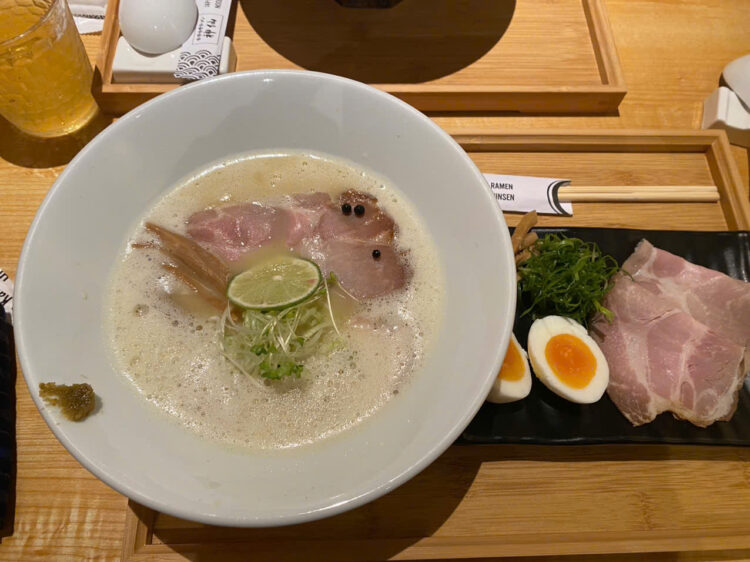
[220,276,339,381]
[517,234,619,327]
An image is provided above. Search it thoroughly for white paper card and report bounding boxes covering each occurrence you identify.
[0,269,13,319]
[174,0,233,80]
[73,15,105,34]
[70,1,106,34]
[483,173,573,216]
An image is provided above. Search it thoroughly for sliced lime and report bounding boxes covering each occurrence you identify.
[227,256,322,310]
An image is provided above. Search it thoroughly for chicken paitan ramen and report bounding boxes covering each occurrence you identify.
[105,151,445,450]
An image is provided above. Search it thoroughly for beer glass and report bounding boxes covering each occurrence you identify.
[0,0,99,137]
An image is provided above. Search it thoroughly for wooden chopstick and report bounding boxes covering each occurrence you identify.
[557,185,719,203]
[560,185,717,193]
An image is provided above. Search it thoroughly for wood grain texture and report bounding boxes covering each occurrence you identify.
[456,130,750,230]
[124,446,750,561]
[0,1,749,560]
[94,0,627,113]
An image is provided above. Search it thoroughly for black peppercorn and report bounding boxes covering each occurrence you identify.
[354,204,365,217]
[372,249,381,259]
[341,203,352,215]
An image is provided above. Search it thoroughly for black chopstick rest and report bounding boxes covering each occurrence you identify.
[0,305,15,539]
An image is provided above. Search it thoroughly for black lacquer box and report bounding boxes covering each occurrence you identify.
[0,306,15,538]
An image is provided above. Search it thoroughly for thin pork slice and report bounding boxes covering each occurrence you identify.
[187,204,287,262]
[313,239,407,300]
[187,193,333,261]
[590,275,746,427]
[317,190,396,244]
[185,190,407,299]
[284,193,334,246]
[620,240,750,359]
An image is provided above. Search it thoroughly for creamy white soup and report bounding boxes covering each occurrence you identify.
[105,152,444,450]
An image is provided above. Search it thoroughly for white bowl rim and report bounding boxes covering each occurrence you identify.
[15,69,516,526]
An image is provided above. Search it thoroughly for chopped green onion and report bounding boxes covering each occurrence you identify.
[517,234,619,327]
[220,276,339,381]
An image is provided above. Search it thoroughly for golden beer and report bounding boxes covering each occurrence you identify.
[0,0,98,137]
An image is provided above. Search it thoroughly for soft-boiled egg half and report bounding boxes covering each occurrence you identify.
[487,333,532,403]
[527,316,609,404]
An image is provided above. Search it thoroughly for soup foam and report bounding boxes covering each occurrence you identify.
[105,152,444,450]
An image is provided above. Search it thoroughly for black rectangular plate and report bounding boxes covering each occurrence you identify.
[461,228,750,446]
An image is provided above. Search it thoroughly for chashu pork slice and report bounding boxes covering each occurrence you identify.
[590,240,750,427]
[187,203,287,262]
[185,190,407,300]
[590,275,746,427]
[620,240,750,362]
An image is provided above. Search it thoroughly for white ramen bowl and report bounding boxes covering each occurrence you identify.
[15,70,516,526]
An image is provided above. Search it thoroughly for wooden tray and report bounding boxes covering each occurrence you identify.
[121,130,750,561]
[94,0,626,115]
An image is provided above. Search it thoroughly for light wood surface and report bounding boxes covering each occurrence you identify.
[557,186,720,203]
[125,446,750,561]
[95,0,626,114]
[0,1,749,560]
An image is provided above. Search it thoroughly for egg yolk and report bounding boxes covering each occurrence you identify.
[499,340,525,381]
[544,334,597,388]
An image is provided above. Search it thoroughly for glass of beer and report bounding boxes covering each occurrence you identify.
[0,0,99,137]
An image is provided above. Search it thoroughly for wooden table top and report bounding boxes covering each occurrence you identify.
[0,1,749,560]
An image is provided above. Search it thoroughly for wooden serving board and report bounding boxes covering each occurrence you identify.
[95,0,626,115]
[121,130,750,561]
